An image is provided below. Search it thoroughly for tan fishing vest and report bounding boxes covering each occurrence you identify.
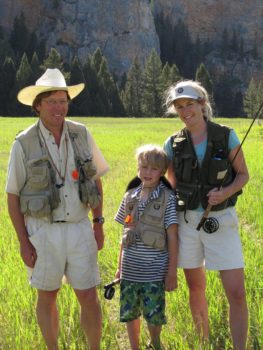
[16,120,100,221]
[122,186,172,250]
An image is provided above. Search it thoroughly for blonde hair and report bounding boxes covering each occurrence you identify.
[136,144,168,175]
[164,80,213,121]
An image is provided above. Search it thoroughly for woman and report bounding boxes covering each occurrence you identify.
[163,80,249,349]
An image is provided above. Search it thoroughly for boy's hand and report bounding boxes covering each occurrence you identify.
[165,273,177,292]
[115,269,121,279]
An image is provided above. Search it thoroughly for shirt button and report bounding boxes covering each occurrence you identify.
[67,213,69,216]
[65,194,68,198]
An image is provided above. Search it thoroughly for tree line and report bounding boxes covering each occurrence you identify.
[0,12,262,118]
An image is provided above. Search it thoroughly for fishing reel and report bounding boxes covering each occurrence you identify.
[202,217,219,234]
[104,278,120,300]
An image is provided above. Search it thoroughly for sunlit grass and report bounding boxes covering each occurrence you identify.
[0,116,262,349]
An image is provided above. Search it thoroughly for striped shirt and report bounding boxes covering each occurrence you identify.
[115,182,178,282]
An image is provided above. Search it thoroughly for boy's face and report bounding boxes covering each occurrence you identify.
[138,161,163,188]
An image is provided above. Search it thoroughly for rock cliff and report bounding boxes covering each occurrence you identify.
[0,0,262,82]
[0,0,159,75]
[154,0,263,81]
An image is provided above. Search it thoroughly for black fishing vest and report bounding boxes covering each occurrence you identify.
[171,121,240,211]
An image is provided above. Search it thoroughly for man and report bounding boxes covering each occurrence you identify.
[6,68,109,350]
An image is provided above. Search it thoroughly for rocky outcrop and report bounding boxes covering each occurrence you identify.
[0,0,159,76]
[0,0,262,82]
[154,0,263,81]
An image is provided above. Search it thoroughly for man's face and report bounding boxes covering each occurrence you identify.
[36,91,69,131]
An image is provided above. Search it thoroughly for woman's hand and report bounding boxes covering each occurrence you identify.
[207,187,229,206]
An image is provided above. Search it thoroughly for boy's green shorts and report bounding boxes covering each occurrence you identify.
[120,280,166,325]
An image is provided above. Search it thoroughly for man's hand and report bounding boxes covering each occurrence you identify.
[20,238,37,268]
[93,223,104,250]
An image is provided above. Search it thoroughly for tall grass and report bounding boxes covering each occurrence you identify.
[0,117,262,349]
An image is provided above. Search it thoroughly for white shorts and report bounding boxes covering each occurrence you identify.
[177,207,244,270]
[26,217,100,291]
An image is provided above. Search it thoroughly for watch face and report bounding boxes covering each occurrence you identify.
[94,217,104,224]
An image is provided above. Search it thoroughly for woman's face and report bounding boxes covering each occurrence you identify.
[174,98,205,129]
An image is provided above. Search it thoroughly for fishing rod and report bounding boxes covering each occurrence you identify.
[196,100,263,232]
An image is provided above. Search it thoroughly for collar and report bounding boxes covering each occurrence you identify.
[38,120,68,142]
[130,182,164,201]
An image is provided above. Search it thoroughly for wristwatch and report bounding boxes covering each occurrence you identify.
[93,216,105,224]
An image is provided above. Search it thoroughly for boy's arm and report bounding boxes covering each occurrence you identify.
[115,241,123,279]
[165,223,178,292]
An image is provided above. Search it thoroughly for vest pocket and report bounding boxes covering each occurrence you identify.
[20,195,51,218]
[176,184,198,211]
[28,166,49,189]
[140,230,166,250]
[79,179,101,209]
[208,158,228,185]
[81,159,97,178]
[122,227,137,248]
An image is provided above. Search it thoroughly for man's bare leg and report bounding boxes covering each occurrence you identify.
[74,287,102,350]
[36,289,59,350]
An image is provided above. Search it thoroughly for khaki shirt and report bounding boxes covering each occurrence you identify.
[6,120,109,223]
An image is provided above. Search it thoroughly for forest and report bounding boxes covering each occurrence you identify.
[0,12,262,118]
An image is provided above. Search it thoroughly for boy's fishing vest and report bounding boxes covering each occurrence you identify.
[16,120,100,220]
[171,121,239,212]
[122,186,172,250]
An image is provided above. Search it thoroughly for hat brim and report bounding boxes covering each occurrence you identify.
[17,83,85,106]
[173,94,201,101]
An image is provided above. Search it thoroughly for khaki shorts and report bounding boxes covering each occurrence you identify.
[177,207,244,270]
[26,217,100,291]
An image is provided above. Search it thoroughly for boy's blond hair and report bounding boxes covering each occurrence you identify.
[136,144,168,175]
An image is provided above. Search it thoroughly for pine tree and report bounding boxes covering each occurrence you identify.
[69,56,90,116]
[195,63,213,97]
[142,49,164,117]
[0,56,16,115]
[41,48,67,78]
[122,57,143,117]
[30,52,41,83]
[91,48,104,74]
[82,55,102,116]
[243,78,261,118]
[161,62,181,91]
[16,53,33,90]
[0,38,15,67]
[98,57,124,116]
[16,53,33,115]
[9,12,29,60]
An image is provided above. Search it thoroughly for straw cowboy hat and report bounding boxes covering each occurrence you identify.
[17,68,85,106]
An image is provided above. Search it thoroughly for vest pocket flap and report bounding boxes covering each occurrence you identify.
[146,204,164,219]
[208,158,229,185]
[140,230,166,250]
[28,197,48,211]
[28,166,49,189]
[81,160,97,179]
[20,196,51,218]
[122,227,137,247]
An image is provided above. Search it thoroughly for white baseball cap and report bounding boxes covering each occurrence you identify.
[171,82,203,102]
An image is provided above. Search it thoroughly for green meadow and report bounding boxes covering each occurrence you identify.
[0,117,262,349]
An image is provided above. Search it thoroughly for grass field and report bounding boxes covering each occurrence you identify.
[0,117,262,349]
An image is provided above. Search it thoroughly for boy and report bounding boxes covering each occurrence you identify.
[115,145,178,350]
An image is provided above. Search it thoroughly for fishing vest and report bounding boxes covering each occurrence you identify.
[171,121,239,211]
[16,120,100,220]
[122,186,172,250]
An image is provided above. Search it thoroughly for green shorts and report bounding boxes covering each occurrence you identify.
[120,280,166,325]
